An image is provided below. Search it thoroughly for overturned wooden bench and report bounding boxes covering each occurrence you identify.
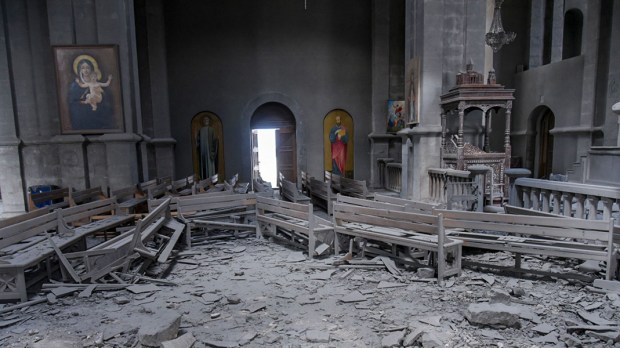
[177,193,257,247]
[333,194,462,285]
[438,209,620,280]
[53,198,184,284]
[257,196,333,258]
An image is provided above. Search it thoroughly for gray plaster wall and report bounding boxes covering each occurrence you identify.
[164,0,372,182]
[513,56,585,173]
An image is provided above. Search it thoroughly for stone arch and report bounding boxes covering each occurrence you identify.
[526,106,555,178]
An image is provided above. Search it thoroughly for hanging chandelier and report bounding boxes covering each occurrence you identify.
[485,0,516,52]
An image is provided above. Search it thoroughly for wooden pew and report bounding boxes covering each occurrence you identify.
[373,194,441,214]
[111,185,147,215]
[437,209,620,280]
[27,187,70,211]
[69,186,107,206]
[177,193,257,247]
[339,176,373,199]
[57,198,134,237]
[193,174,219,194]
[333,194,463,285]
[280,177,310,203]
[256,196,333,258]
[53,198,184,283]
[309,177,334,214]
[300,170,310,195]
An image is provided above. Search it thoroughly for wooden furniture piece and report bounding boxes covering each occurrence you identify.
[438,209,619,280]
[256,196,333,258]
[69,187,107,206]
[308,177,334,215]
[53,198,183,283]
[27,187,70,211]
[300,170,310,195]
[339,176,373,199]
[332,195,463,285]
[440,63,514,201]
[177,193,257,247]
[280,177,310,203]
[373,194,440,214]
[57,198,134,236]
[111,185,147,215]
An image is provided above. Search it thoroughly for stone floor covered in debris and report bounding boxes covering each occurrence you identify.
[0,234,619,348]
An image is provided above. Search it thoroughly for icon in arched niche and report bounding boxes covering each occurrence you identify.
[323,110,354,178]
[191,112,225,181]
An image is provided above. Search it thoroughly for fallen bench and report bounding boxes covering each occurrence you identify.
[257,196,333,258]
[177,193,257,247]
[333,194,462,284]
[53,198,184,283]
[438,209,620,280]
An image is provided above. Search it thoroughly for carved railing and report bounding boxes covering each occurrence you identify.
[385,163,402,193]
[428,168,477,210]
[513,178,620,221]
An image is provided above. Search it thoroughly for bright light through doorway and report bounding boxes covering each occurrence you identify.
[256,129,277,188]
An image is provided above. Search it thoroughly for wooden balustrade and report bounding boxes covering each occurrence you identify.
[513,178,620,222]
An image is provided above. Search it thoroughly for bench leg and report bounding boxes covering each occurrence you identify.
[334,232,340,255]
[514,253,522,270]
[185,224,192,248]
[308,231,316,259]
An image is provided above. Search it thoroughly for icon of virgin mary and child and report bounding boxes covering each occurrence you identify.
[68,55,116,130]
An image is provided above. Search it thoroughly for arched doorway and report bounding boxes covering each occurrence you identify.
[527,106,555,178]
[323,110,354,178]
[250,102,297,187]
[191,112,225,181]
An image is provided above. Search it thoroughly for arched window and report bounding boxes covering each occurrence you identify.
[562,9,583,60]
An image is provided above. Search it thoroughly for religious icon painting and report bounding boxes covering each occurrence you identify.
[53,45,124,134]
[387,100,406,133]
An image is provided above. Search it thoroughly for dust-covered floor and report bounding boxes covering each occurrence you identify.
[0,236,619,348]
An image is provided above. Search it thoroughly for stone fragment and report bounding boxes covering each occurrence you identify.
[420,332,444,348]
[202,339,239,348]
[340,291,368,303]
[227,295,241,304]
[577,310,616,325]
[286,251,306,262]
[314,243,330,256]
[593,279,620,292]
[201,293,222,304]
[113,296,130,305]
[51,287,77,297]
[377,281,407,289]
[531,332,559,344]
[403,328,425,346]
[510,287,525,298]
[137,310,181,347]
[244,302,266,313]
[560,333,583,347]
[417,268,435,279]
[578,260,601,273]
[238,330,257,345]
[126,284,160,294]
[310,269,336,280]
[46,293,58,304]
[479,329,505,340]
[306,329,330,343]
[465,303,521,328]
[381,329,405,347]
[161,332,196,348]
[418,315,442,327]
[490,290,512,304]
[531,323,556,334]
[586,330,620,343]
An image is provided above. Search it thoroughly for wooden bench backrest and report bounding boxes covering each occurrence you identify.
[0,211,58,249]
[70,186,107,205]
[171,178,188,192]
[28,187,70,210]
[329,173,341,192]
[148,182,170,199]
[257,196,310,221]
[334,195,439,235]
[437,209,614,243]
[0,209,48,229]
[503,204,565,217]
[158,176,172,185]
[309,177,329,197]
[281,178,300,197]
[178,192,256,216]
[139,179,158,192]
[148,196,179,212]
[59,198,118,225]
[339,176,368,198]
[111,185,139,202]
[374,194,439,214]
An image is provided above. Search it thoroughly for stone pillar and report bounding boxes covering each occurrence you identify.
[528,0,545,68]
[99,133,142,191]
[51,135,89,190]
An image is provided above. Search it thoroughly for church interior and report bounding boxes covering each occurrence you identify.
[1,0,620,347]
